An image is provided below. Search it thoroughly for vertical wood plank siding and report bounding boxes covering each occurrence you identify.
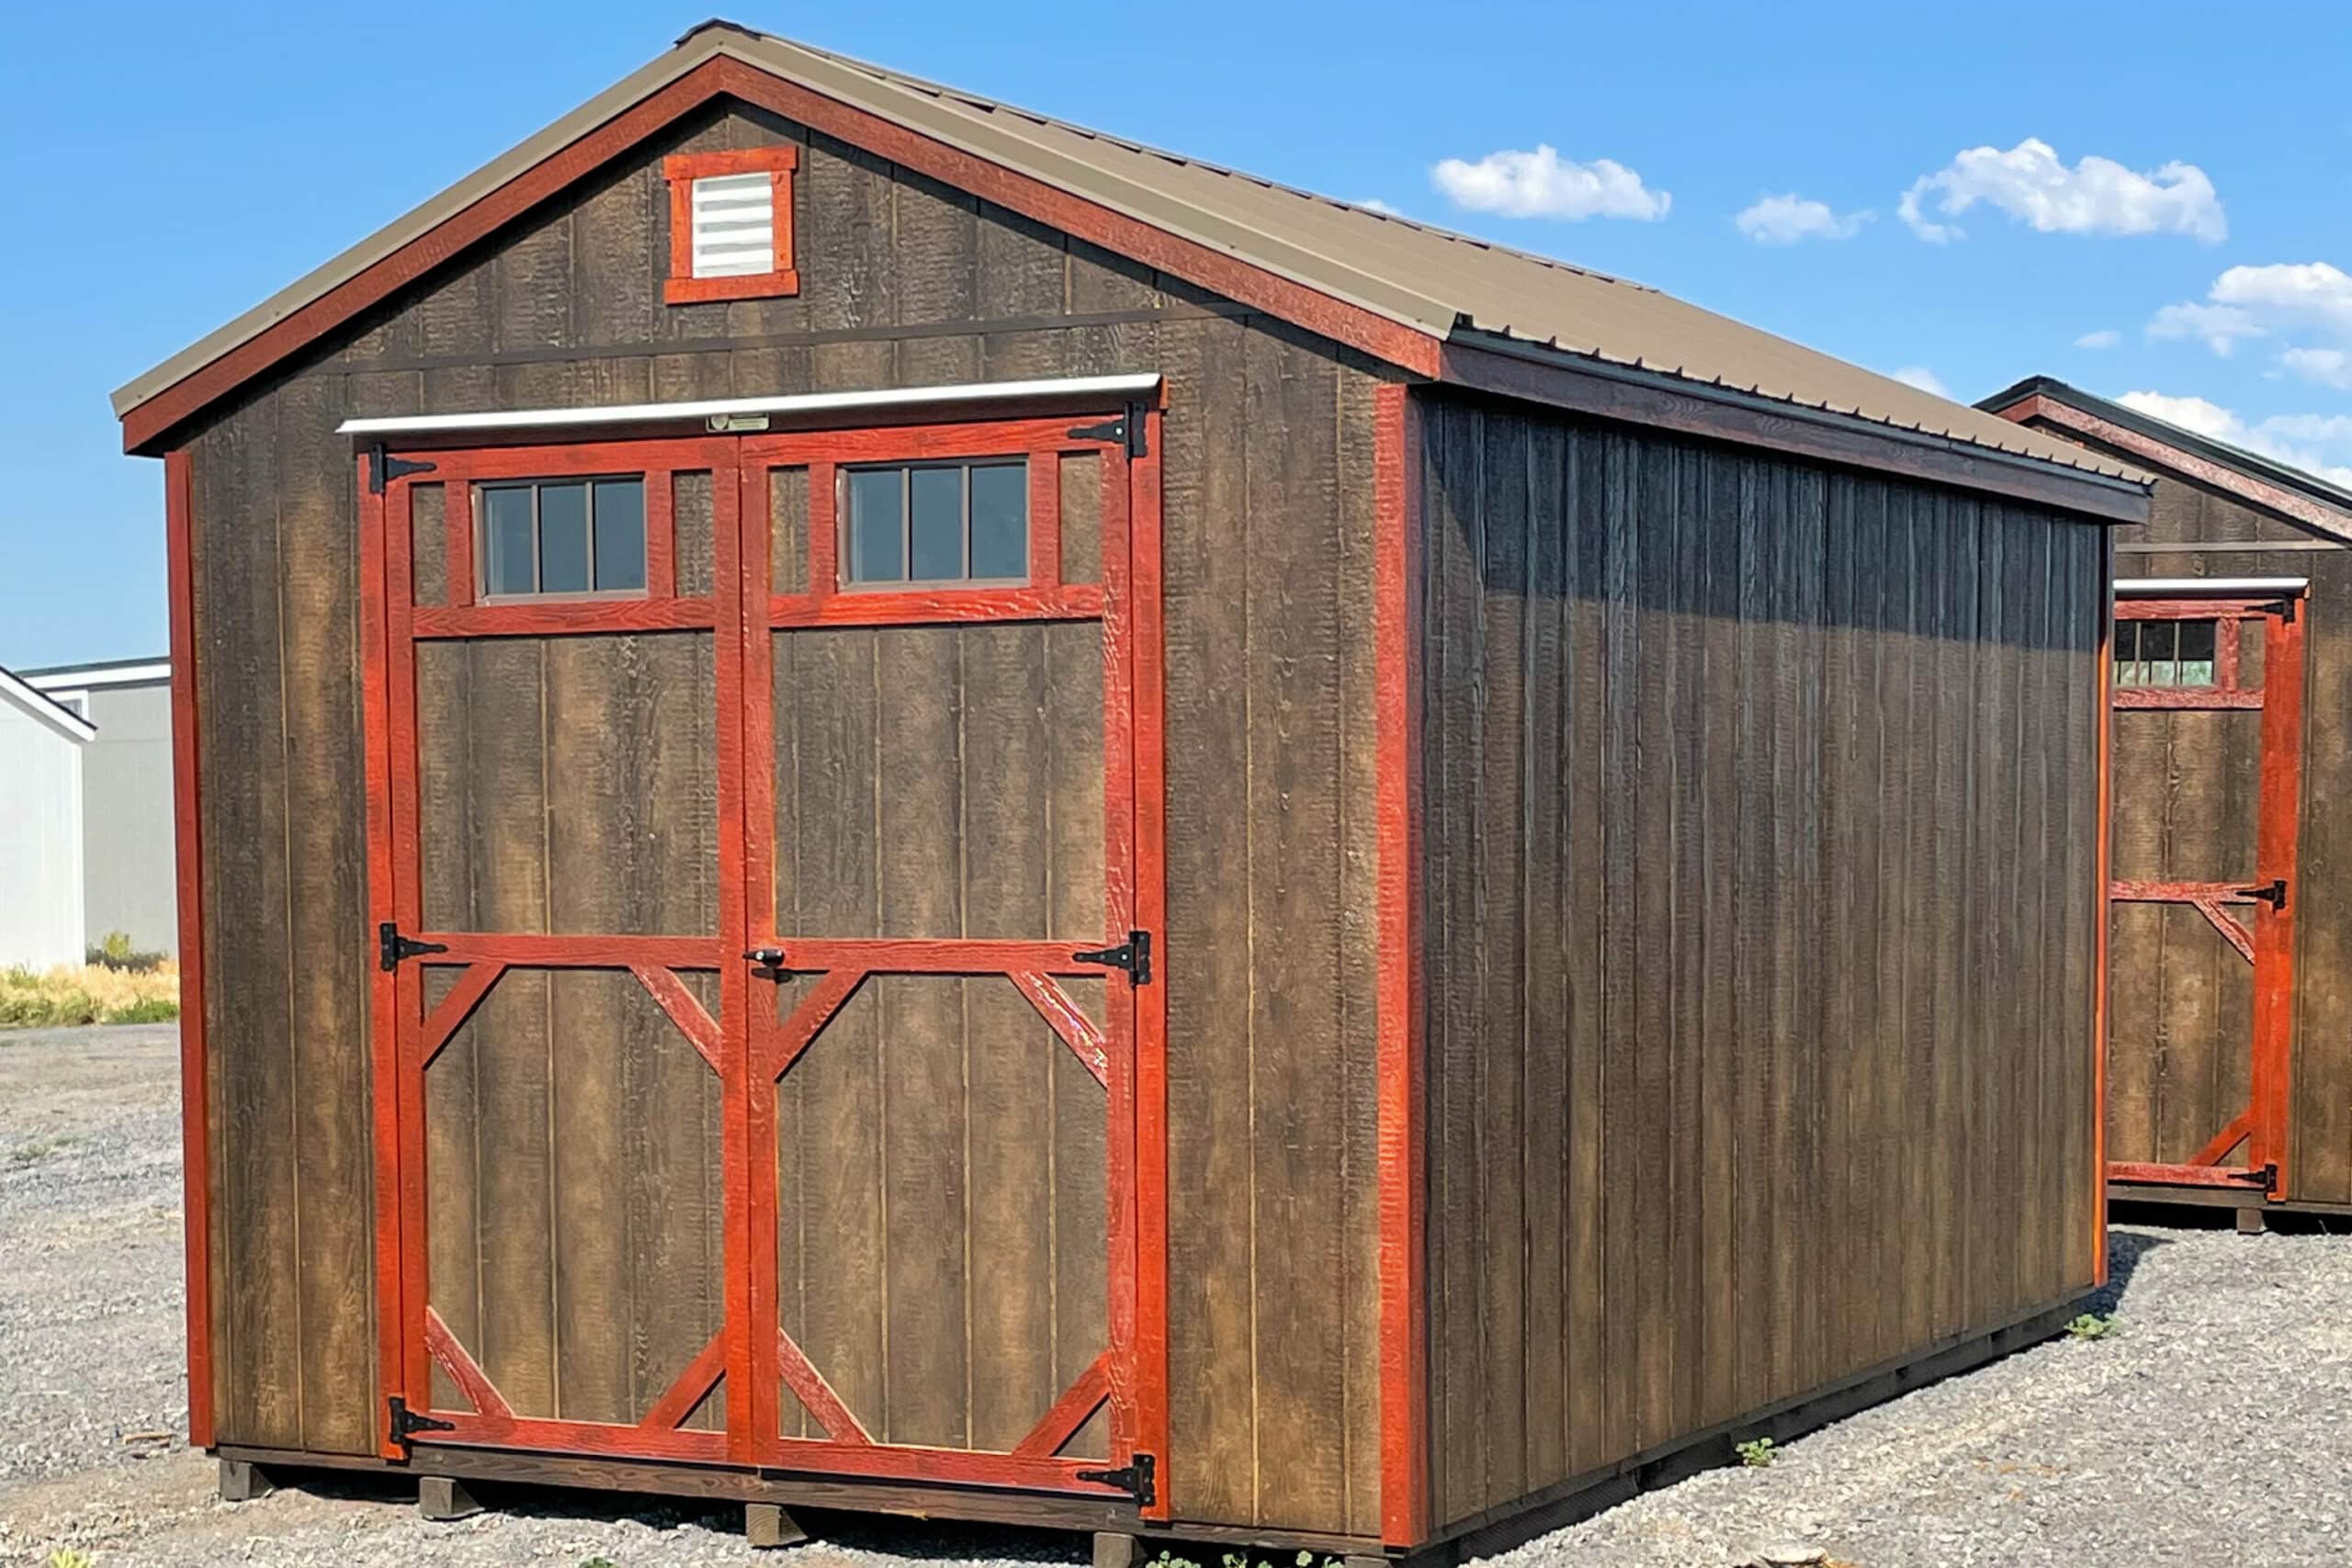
[182,104,1383,1534]
[1415,395,2104,1526]
[2083,446,2352,1207]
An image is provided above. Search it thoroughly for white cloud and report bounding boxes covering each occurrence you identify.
[2210,261,2352,332]
[1890,366,1953,399]
[1356,197,1403,216]
[2146,301,2266,355]
[1431,145,1669,221]
[1735,193,1871,244]
[2075,329,2122,350]
[1898,138,2225,243]
[2281,346,2352,389]
[2117,389,2352,486]
[2147,261,2352,363]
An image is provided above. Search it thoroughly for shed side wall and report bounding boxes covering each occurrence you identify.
[2050,424,2352,1207]
[1415,393,2104,1525]
[181,101,1385,1537]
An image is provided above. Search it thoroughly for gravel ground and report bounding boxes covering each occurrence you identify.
[5,1023,2350,1567]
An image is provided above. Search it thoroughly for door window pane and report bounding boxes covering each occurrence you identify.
[593,479,647,591]
[848,468,906,583]
[842,457,1028,586]
[2176,618,2217,686]
[910,467,966,581]
[483,487,536,595]
[478,476,650,598]
[538,482,592,594]
[2114,616,2222,688]
[969,463,1027,580]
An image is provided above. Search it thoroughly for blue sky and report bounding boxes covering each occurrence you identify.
[7,0,2352,665]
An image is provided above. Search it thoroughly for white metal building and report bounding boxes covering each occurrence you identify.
[0,662,94,970]
[23,658,176,956]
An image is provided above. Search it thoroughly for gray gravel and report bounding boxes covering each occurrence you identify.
[5,1023,2349,1567]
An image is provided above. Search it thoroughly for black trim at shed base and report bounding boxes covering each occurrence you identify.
[1415,1295,2086,1566]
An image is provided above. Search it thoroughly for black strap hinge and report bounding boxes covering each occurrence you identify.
[2232,1161,2279,1190]
[1068,401,1149,458]
[367,443,438,494]
[379,921,449,972]
[1072,930,1152,986]
[1075,1451,1155,1506]
[2233,878,2288,911]
[388,1396,455,1448]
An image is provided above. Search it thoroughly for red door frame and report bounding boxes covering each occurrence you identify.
[359,408,1168,1506]
[2105,589,2306,1200]
[364,434,747,1463]
[732,412,1166,1506]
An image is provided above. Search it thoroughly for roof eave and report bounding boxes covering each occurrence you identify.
[1982,378,2352,542]
[1444,335,2153,525]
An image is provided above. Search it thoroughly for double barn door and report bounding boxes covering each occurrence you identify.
[357,410,1165,1509]
[2106,587,2305,1200]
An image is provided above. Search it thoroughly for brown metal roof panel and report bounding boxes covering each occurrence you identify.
[115,18,2144,491]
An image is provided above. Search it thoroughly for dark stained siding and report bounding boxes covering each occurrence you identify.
[1415,395,2105,1525]
[183,99,1385,1533]
[2037,420,2352,1208]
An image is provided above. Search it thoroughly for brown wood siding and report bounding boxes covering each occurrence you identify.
[764,621,1110,1454]
[2045,426,2352,1207]
[1415,394,2104,1526]
[183,100,1384,1533]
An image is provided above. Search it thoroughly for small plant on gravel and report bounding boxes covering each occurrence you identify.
[2066,1312,2120,1340]
[578,1558,617,1568]
[1735,1436,1776,1468]
[50,1549,95,1568]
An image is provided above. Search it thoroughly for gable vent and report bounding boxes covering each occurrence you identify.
[690,173,775,278]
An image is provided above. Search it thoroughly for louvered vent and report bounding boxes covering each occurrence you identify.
[690,173,775,278]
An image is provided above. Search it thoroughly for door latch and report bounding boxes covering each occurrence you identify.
[1074,1451,1156,1506]
[387,1396,455,1449]
[744,946,797,981]
[1072,930,1152,986]
[2233,878,2288,911]
[379,922,449,972]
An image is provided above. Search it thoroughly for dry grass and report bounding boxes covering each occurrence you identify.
[0,963,180,1031]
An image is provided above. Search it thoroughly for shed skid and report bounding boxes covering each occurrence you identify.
[139,23,2119,1559]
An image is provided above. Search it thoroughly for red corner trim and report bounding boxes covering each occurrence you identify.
[1372,379,1429,1546]
[166,446,214,1450]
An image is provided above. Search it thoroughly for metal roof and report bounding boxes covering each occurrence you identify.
[113,20,2135,487]
[0,662,97,744]
[1980,375,2352,517]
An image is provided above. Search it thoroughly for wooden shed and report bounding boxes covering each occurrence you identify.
[1986,377,2352,1225]
[116,23,2145,1560]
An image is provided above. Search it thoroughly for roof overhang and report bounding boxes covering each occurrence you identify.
[1984,378,2352,543]
[0,666,96,744]
[111,31,1442,456]
[22,660,171,692]
[1446,337,2151,525]
[112,25,2145,520]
